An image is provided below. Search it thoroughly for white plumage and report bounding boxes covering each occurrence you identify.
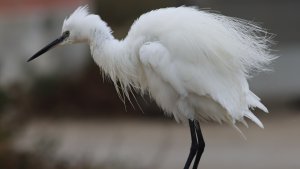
[28,5,276,168]
[35,5,276,128]
[76,6,274,128]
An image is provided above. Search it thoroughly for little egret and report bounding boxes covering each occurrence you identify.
[28,6,275,169]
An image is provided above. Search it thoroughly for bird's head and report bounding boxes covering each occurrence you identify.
[28,5,105,62]
[61,5,91,45]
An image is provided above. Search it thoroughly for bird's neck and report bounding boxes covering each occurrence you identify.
[88,26,140,93]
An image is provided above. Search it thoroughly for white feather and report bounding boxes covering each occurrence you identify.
[61,6,275,128]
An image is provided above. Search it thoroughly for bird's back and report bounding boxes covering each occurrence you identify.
[125,7,274,126]
[128,7,273,68]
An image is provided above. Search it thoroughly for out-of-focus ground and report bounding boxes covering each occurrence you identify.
[10,110,300,169]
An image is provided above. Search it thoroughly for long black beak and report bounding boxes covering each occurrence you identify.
[27,32,69,62]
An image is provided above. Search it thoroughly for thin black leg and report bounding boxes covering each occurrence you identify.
[192,120,205,169]
[183,120,198,169]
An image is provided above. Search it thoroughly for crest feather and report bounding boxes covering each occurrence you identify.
[64,5,89,25]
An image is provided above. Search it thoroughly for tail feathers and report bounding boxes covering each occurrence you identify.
[245,111,264,128]
[240,118,249,128]
[248,92,268,113]
[254,101,268,113]
[233,124,247,140]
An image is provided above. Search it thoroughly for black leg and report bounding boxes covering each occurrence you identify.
[192,120,205,169]
[183,120,198,169]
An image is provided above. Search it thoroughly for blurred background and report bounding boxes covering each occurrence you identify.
[0,0,299,169]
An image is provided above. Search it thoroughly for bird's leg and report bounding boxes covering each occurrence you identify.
[183,120,198,169]
[192,120,205,169]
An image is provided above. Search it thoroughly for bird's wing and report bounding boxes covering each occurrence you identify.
[139,42,187,96]
[139,41,194,122]
[139,41,265,126]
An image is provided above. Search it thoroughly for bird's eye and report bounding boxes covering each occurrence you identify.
[65,31,70,36]
[61,31,70,39]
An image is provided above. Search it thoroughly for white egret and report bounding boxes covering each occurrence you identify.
[28,6,275,169]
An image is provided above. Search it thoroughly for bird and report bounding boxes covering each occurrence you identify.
[28,5,275,169]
